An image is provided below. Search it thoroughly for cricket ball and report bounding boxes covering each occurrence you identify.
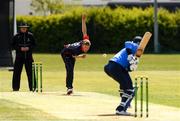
[103,54,107,57]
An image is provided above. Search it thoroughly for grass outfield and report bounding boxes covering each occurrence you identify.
[0,54,180,109]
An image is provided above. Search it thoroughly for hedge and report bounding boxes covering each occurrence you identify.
[17,7,180,53]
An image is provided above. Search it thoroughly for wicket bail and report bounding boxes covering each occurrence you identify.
[32,62,42,92]
[134,76,149,118]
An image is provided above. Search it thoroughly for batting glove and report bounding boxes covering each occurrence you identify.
[128,55,139,71]
[130,63,138,71]
[128,54,139,65]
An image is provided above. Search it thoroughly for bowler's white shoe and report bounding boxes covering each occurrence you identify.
[67,88,73,95]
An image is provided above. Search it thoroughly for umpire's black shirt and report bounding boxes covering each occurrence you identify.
[12,32,36,59]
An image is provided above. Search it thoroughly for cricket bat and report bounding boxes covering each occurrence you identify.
[136,32,152,57]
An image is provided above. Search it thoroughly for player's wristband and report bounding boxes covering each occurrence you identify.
[83,35,89,40]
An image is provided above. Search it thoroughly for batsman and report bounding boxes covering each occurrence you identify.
[104,32,151,115]
[61,14,91,95]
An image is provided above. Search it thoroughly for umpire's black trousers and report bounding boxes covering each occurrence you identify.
[61,54,75,89]
[12,57,33,91]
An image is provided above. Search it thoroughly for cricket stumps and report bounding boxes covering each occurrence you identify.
[134,76,149,118]
[32,62,42,92]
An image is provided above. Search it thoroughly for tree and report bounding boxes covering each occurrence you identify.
[31,0,64,16]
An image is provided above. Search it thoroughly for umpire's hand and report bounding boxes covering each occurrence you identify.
[21,47,29,52]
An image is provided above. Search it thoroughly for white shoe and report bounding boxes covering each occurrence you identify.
[116,110,132,116]
[67,88,73,95]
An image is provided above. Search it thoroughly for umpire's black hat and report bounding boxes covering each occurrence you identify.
[18,23,29,28]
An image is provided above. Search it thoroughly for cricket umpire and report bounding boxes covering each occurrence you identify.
[11,23,36,91]
[61,14,91,95]
[104,36,142,115]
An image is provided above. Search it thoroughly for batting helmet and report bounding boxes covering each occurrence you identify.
[133,36,142,45]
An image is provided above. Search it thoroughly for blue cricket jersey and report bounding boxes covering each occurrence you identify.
[110,41,138,70]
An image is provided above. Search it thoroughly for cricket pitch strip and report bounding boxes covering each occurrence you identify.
[0,92,180,121]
